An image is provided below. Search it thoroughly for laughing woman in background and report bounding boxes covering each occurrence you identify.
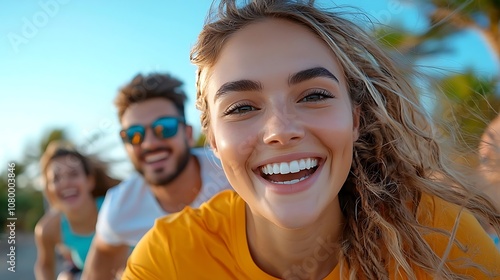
[35,141,119,280]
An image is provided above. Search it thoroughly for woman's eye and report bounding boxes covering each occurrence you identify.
[224,104,257,115]
[300,90,334,102]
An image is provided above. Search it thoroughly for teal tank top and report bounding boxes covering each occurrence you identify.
[60,196,104,269]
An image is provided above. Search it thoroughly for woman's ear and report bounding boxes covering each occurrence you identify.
[88,173,96,192]
[208,133,220,159]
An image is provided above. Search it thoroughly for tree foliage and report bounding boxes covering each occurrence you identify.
[375,0,500,165]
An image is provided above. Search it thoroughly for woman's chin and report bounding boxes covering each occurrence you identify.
[59,195,85,212]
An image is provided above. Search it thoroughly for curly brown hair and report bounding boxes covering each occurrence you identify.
[114,73,187,121]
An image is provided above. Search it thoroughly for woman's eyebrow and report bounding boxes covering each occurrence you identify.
[215,80,262,102]
[214,67,338,102]
[288,67,339,85]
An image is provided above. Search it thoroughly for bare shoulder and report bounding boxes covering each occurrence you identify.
[34,209,61,244]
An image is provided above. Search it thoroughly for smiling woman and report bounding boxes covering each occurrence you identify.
[122,1,500,279]
[34,141,120,280]
[204,19,357,231]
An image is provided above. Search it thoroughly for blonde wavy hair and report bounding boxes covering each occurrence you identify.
[191,0,500,279]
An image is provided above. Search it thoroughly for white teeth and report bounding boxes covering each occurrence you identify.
[273,164,279,174]
[261,158,319,175]
[145,151,169,163]
[271,176,309,185]
[299,159,306,169]
[279,162,290,174]
[61,189,78,198]
[289,160,300,173]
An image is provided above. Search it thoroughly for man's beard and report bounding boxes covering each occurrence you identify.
[136,143,191,187]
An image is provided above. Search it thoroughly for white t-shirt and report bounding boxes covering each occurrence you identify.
[96,147,231,246]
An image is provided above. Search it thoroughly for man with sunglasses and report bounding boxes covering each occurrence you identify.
[82,73,231,279]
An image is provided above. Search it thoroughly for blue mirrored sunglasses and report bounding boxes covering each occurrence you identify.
[120,116,185,145]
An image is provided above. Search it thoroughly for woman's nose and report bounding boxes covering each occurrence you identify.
[262,106,304,146]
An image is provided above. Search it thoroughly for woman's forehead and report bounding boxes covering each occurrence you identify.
[48,155,83,172]
[206,18,345,96]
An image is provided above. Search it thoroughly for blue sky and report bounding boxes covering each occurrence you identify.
[1,0,498,180]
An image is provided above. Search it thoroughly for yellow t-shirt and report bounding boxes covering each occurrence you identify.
[122,190,500,279]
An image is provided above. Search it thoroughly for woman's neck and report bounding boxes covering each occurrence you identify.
[246,200,344,280]
[64,197,98,235]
